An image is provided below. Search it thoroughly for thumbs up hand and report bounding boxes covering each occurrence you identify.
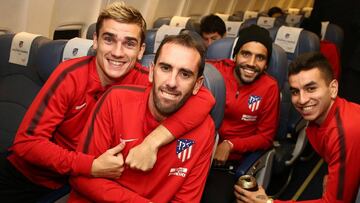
[91,142,126,179]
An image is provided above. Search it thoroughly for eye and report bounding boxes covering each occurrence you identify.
[290,89,299,96]
[123,40,138,49]
[256,55,266,62]
[179,71,191,79]
[160,65,171,72]
[103,35,113,44]
[306,86,317,92]
[240,50,251,58]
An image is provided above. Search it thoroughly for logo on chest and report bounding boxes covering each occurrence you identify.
[176,139,195,162]
[248,95,262,112]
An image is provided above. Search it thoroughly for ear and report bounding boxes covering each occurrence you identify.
[192,76,204,95]
[93,32,98,50]
[329,79,338,99]
[137,43,146,60]
[148,62,154,83]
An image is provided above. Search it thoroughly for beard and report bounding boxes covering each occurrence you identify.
[234,63,263,84]
[152,85,193,117]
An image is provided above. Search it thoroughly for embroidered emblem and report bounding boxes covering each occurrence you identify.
[176,139,194,162]
[248,95,261,112]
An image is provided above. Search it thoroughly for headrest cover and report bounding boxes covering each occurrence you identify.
[232,25,272,62]
[9,32,40,66]
[224,21,243,37]
[62,37,93,61]
[170,16,190,28]
[154,25,183,53]
[275,25,303,53]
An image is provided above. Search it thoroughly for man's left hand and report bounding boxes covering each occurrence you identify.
[213,140,232,165]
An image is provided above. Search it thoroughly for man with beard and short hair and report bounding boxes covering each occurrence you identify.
[68,33,215,202]
[202,24,280,203]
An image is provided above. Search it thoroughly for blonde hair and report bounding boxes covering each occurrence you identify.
[96,2,146,44]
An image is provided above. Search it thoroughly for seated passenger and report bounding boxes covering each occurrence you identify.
[268,6,284,18]
[200,14,227,48]
[236,52,360,203]
[69,33,215,202]
[202,24,280,203]
[0,2,214,202]
[300,17,341,81]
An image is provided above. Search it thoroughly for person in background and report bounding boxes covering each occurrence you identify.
[200,14,227,48]
[235,52,360,203]
[69,33,215,203]
[0,2,214,202]
[268,7,284,18]
[202,24,280,203]
[300,17,341,81]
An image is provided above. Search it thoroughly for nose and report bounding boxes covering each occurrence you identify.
[112,42,124,57]
[247,55,256,66]
[298,91,309,105]
[165,72,177,89]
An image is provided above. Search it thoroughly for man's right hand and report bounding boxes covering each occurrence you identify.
[91,142,125,179]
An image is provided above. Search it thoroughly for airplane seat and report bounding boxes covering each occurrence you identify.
[240,17,283,31]
[0,33,50,152]
[203,63,226,162]
[206,37,288,189]
[85,23,96,40]
[228,15,243,22]
[232,11,244,20]
[153,16,200,33]
[324,23,344,52]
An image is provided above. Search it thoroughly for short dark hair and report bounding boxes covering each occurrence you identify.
[96,2,147,44]
[268,7,284,17]
[200,14,226,36]
[289,52,334,84]
[300,18,322,38]
[154,34,206,78]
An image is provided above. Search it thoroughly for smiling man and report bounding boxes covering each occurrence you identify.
[235,52,360,203]
[0,2,214,202]
[68,34,215,203]
[200,14,227,48]
[202,24,280,203]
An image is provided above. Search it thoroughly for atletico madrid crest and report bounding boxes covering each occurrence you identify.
[248,95,261,112]
[176,139,195,162]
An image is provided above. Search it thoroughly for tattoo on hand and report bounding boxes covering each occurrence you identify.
[255,195,267,200]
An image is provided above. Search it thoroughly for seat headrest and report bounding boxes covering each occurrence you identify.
[9,32,42,66]
[62,37,94,61]
[86,23,96,40]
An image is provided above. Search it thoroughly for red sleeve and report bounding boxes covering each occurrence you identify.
[230,82,280,152]
[172,118,215,202]
[72,88,150,202]
[11,61,94,176]
[162,86,215,138]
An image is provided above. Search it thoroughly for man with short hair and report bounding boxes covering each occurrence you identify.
[200,14,227,47]
[202,24,280,203]
[0,2,214,202]
[69,33,215,202]
[235,52,360,203]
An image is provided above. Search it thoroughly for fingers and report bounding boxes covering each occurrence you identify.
[107,142,125,155]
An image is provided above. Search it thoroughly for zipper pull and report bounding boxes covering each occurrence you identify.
[235,91,239,98]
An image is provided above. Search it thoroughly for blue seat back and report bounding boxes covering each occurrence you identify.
[324,23,344,51]
[0,33,51,151]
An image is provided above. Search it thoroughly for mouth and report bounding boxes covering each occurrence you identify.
[298,104,316,114]
[108,59,125,67]
[160,89,180,100]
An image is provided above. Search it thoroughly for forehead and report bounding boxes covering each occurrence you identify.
[239,41,268,55]
[202,32,222,39]
[157,43,200,70]
[289,68,326,87]
[99,19,142,40]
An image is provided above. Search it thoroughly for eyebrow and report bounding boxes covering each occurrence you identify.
[101,32,139,43]
[158,62,195,76]
[240,50,267,58]
[289,81,317,90]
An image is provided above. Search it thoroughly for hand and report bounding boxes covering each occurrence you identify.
[234,185,269,203]
[213,140,232,166]
[91,142,125,179]
[125,139,158,171]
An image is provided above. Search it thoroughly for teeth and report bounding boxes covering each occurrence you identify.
[109,59,122,66]
[162,91,177,99]
[302,106,314,111]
